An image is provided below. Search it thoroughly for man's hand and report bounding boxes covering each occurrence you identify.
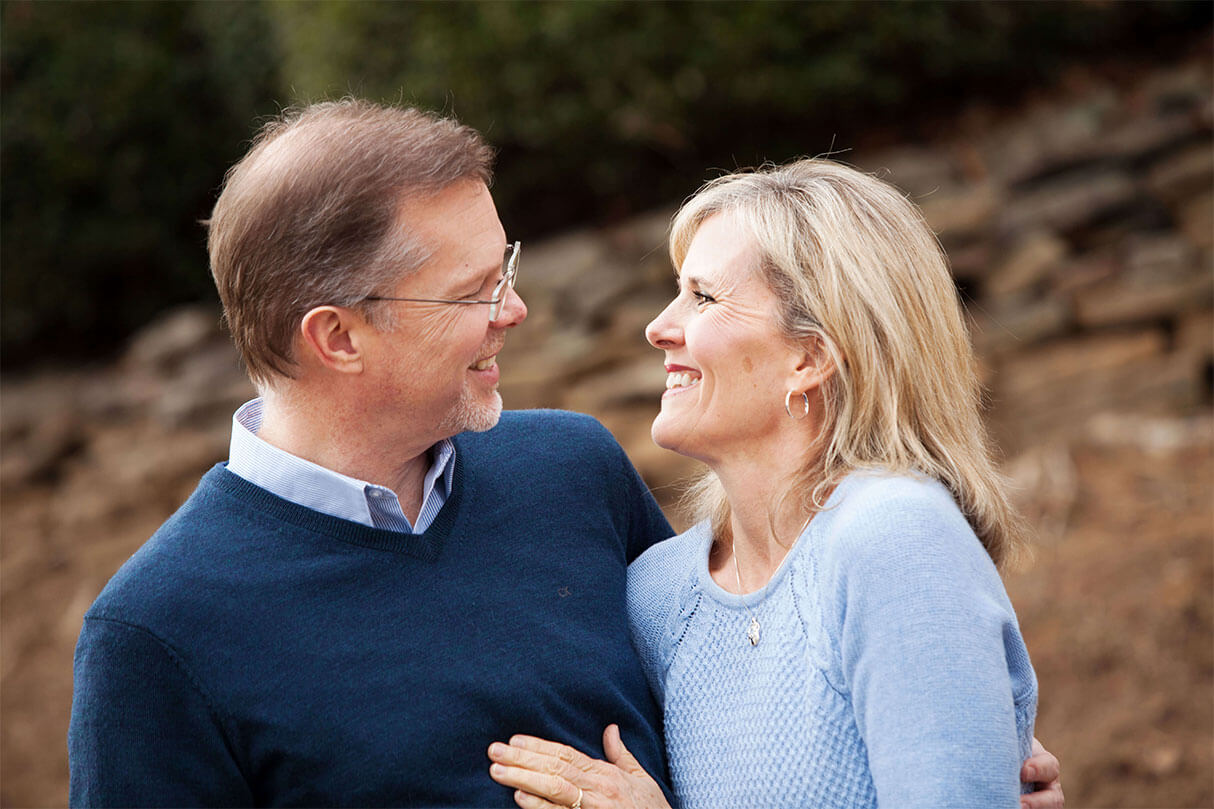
[1020,737,1064,809]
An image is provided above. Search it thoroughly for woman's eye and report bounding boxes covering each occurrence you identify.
[692,290,717,306]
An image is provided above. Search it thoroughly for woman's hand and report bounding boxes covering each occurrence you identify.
[1020,737,1064,809]
[488,724,672,809]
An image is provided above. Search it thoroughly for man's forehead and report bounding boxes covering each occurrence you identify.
[396,182,502,245]
[388,185,505,289]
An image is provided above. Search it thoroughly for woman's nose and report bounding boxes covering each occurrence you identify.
[645,299,682,349]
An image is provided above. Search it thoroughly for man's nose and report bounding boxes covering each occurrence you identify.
[494,285,527,328]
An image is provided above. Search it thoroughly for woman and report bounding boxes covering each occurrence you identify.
[488,159,1060,808]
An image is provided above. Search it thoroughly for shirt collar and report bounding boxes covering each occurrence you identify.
[226,398,455,531]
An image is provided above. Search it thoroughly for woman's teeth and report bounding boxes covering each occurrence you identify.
[665,372,700,390]
[473,355,497,371]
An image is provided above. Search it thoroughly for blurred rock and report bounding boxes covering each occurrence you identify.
[991,84,1123,182]
[1075,236,1212,328]
[1176,308,1214,361]
[1085,412,1214,455]
[124,304,226,372]
[948,242,995,281]
[1176,190,1213,250]
[1145,745,1183,778]
[972,294,1071,357]
[986,231,1068,297]
[564,357,667,414]
[1146,143,1214,204]
[1096,112,1206,163]
[154,346,252,428]
[920,182,999,243]
[1141,63,1211,114]
[860,147,957,198]
[1051,251,1120,296]
[992,330,1203,446]
[0,410,86,488]
[999,170,1137,237]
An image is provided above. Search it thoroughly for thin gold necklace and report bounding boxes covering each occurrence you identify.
[732,515,812,646]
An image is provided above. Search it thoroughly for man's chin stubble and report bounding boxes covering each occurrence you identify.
[438,390,502,435]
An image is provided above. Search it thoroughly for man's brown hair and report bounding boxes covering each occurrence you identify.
[206,99,494,384]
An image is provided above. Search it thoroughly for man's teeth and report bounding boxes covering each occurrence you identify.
[473,355,497,371]
[665,372,700,390]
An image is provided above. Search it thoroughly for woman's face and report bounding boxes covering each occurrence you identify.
[645,213,806,465]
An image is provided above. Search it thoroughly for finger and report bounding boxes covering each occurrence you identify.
[1020,783,1064,809]
[489,763,581,807]
[508,735,598,772]
[513,788,569,809]
[602,724,642,774]
[1021,749,1061,784]
[489,741,588,781]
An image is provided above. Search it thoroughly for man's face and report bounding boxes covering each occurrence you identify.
[358,181,526,444]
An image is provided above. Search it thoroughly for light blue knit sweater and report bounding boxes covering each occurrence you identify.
[627,472,1036,809]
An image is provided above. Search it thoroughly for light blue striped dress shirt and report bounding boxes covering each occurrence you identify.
[225,398,455,534]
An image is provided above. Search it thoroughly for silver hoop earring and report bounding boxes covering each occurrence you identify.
[784,390,809,420]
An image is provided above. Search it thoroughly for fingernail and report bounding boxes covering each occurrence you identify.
[489,743,504,757]
[490,763,503,776]
[1025,765,1037,780]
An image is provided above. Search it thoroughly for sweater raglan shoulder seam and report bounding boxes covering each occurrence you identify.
[791,536,852,701]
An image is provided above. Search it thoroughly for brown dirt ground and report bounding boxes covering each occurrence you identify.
[1005,441,1213,809]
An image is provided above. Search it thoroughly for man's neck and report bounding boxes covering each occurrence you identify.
[255,388,433,523]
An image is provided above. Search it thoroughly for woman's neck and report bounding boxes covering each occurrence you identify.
[708,441,820,592]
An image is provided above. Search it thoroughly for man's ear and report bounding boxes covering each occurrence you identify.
[299,306,366,374]
[789,335,838,394]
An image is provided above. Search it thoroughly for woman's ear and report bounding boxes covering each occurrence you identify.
[790,335,837,393]
[299,306,366,375]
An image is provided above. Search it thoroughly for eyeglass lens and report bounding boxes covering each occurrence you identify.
[490,242,520,322]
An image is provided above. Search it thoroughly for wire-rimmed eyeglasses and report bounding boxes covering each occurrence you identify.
[364,241,521,322]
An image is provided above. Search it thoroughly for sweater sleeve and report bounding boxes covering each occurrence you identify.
[610,438,674,564]
[69,616,253,808]
[823,483,1034,809]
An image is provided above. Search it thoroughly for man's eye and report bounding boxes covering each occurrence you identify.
[692,290,717,305]
[464,279,494,299]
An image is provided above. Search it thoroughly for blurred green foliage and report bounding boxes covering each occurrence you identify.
[1,0,1208,367]
[1,1,279,365]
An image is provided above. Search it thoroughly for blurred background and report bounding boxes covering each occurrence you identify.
[1,2,1210,806]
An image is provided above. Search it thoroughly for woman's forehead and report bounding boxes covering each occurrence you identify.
[681,219,760,285]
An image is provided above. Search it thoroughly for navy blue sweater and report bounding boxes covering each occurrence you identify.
[69,410,674,807]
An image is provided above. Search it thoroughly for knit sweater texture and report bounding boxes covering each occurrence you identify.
[628,471,1037,809]
[69,410,674,808]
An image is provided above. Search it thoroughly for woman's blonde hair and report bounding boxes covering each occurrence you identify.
[671,158,1028,570]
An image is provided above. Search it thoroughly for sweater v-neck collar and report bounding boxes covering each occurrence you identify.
[207,447,465,562]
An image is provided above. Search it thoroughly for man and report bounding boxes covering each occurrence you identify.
[69,100,672,807]
[69,100,1062,808]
